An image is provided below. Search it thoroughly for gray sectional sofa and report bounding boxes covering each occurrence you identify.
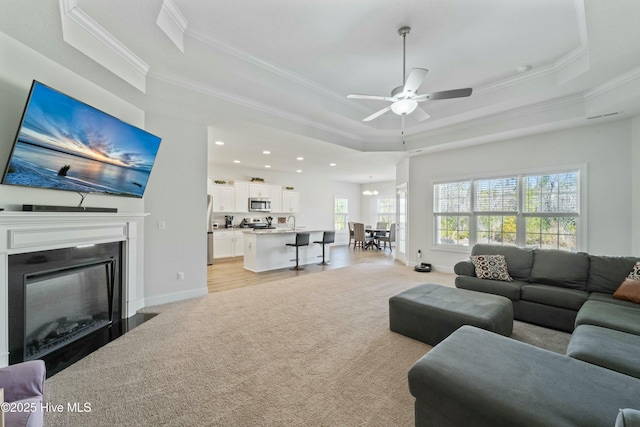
[454,244,639,332]
[406,244,640,426]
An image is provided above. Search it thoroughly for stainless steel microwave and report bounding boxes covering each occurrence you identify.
[249,198,271,212]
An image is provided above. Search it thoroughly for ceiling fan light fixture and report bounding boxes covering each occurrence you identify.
[391,99,418,116]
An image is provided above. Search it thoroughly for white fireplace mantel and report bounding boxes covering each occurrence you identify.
[0,211,148,367]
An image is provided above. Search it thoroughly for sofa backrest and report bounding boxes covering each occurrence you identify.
[471,244,534,282]
[530,249,589,290]
[587,255,639,294]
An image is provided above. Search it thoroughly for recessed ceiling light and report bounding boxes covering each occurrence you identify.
[296,169,302,173]
[263,150,271,155]
[296,157,304,161]
[265,165,271,168]
[330,163,336,166]
[214,141,224,145]
[233,160,240,164]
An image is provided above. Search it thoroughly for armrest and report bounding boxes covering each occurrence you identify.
[0,360,45,402]
[453,259,475,277]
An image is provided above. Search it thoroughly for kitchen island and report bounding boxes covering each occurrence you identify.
[242,229,330,272]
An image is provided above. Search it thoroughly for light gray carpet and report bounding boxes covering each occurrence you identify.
[44,264,570,426]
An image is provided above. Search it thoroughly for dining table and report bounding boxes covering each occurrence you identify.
[365,229,388,249]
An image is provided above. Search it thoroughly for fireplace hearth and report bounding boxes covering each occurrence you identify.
[9,243,122,366]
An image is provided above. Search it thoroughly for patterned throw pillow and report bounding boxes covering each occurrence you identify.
[470,254,513,282]
[627,261,640,280]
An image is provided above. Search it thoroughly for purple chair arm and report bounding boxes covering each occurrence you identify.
[0,360,45,402]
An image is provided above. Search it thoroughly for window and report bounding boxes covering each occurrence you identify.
[376,197,396,225]
[433,170,580,251]
[523,173,579,251]
[334,196,348,231]
[475,177,517,245]
[434,181,471,245]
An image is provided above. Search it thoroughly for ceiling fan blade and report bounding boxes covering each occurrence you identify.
[402,68,429,96]
[426,88,473,100]
[363,105,392,122]
[348,94,395,101]
[412,106,430,121]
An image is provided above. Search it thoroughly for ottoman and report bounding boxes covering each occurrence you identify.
[389,283,513,345]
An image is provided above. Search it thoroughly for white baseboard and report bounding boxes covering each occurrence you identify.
[143,287,208,309]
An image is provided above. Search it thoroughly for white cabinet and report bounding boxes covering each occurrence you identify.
[233,231,244,256]
[211,185,234,213]
[249,183,271,198]
[213,230,245,259]
[270,185,282,212]
[213,231,234,258]
[282,191,300,213]
[234,181,249,212]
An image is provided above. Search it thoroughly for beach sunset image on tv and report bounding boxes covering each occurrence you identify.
[2,81,162,198]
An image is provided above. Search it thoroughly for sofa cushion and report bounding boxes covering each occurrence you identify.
[614,279,640,304]
[567,324,640,379]
[470,254,513,281]
[588,292,640,309]
[471,244,533,282]
[455,275,524,300]
[530,249,589,290]
[521,284,588,311]
[575,300,640,335]
[587,255,640,294]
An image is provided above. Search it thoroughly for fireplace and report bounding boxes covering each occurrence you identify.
[8,243,122,365]
[0,211,147,370]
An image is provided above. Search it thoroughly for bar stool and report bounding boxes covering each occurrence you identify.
[313,231,335,265]
[286,232,310,270]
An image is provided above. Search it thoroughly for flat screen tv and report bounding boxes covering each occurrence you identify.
[2,80,162,198]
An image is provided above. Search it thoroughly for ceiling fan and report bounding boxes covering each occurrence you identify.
[347,26,473,125]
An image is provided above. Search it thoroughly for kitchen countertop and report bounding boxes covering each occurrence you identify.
[241,227,325,235]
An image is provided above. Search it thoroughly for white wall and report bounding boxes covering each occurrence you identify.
[210,165,362,231]
[406,118,635,271]
[144,113,208,306]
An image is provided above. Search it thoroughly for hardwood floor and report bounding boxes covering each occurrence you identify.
[207,244,401,293]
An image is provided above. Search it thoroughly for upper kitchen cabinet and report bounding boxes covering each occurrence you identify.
[234,181,249,212]
[270,185,282,212]
[211,185,235,212]
[249,183,270,198]
[282,190,300,213]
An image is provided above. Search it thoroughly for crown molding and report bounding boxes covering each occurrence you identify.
[156,0,188,52]
[583,65,640,100]
[60,0,149,75]
[150,71,364,143]
[186,28,369,114]
[160,0,188,32]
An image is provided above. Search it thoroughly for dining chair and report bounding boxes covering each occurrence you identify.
[374,222,388,246]
[376,222,387,230]
[348,222,355,248]
[378,223,396,251]
[353,223,372,249]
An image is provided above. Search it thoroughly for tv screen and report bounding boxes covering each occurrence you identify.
[2,81,162,198]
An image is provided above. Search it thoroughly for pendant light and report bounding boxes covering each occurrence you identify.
[362,176,379,196]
